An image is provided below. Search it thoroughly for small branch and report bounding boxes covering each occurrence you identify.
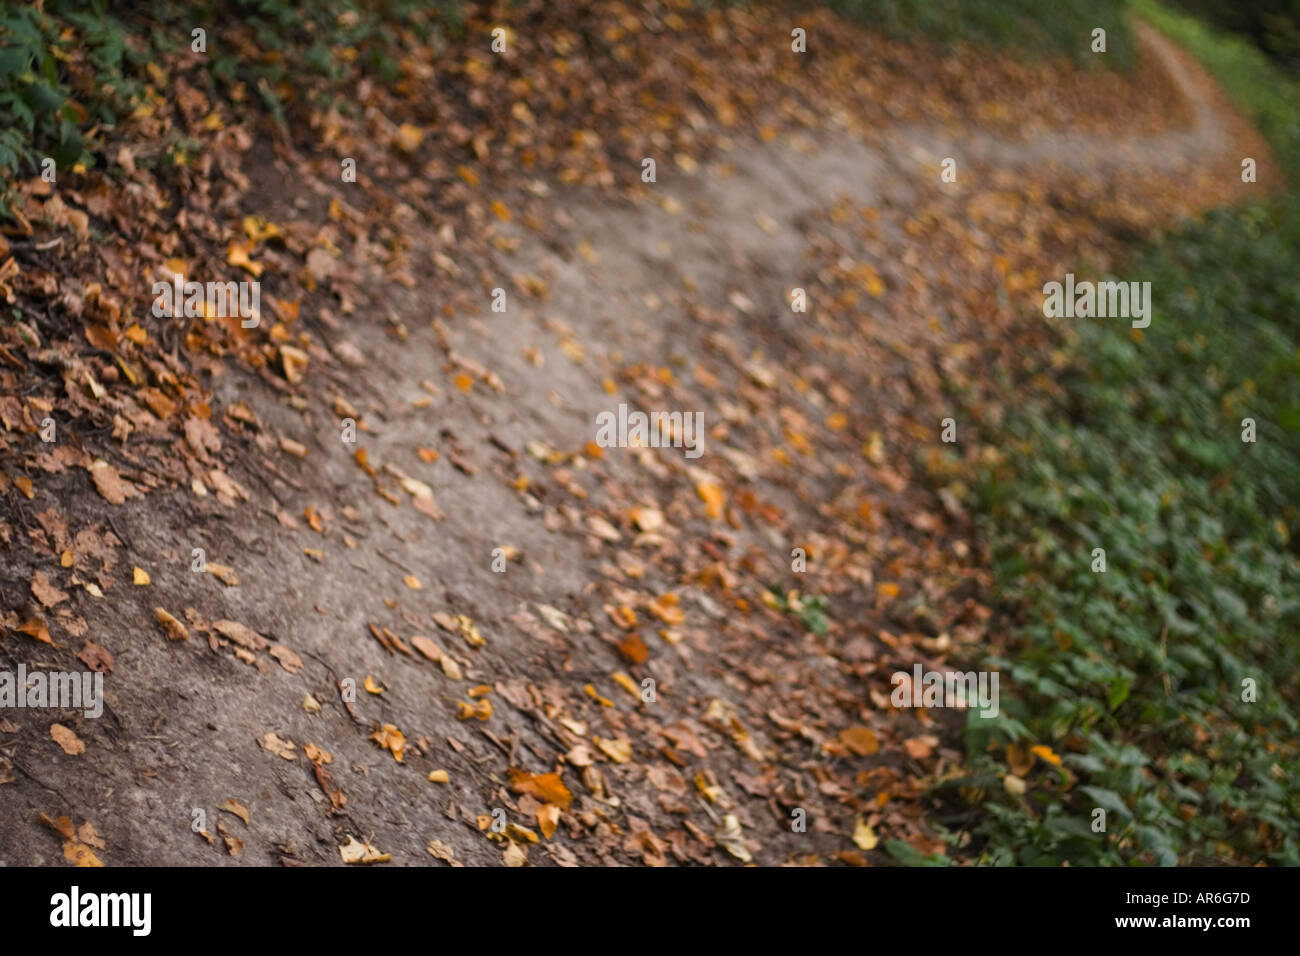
[6,237,63,252]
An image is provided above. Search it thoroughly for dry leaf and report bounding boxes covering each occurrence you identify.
[50,723,85,756]
[853,818,879,850]
[218,799,250,824]
[260,732,296,760]
[155,607,189,641]
[339,835,390,864]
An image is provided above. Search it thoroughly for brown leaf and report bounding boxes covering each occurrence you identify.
[154,607,189,641]
[270,644,303,674]
[259,732,296,760]
[214,619,268,650]
[88,460,134,505]
[30,571,68,608]
[50,723,85,755]
[840,726,880,757]
[77,639,114,672]
[510,770,574,810]
[218,798,250,824]
[205,562,239,586]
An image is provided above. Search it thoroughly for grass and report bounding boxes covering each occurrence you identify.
[1134,0,1300,172]
[947,1,1300,865]
[824,0,1135,66]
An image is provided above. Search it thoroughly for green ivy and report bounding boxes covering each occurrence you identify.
[955,197,1300,865]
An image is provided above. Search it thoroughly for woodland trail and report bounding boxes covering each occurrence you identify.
[0,17,1272,867]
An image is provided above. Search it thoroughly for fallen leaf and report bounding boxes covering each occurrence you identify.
[50,723,84,756]
[259,732,296,760]
[537,804,561,839]
[339,835,390,864]
[155,607,189,641]
[510,770,574,809]
[218,799,250,824]
[426,839,462,866]
[594,736,632,763]
[370,723,405,762]
[714,814,752,862]
[696,480,725,519]
[31,571,68,608]
[852,818,879,850]
[840,726,880,757]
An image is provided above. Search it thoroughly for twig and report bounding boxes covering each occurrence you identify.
[376,549,417,576]
[6,237,63,252]
[107,516,134,552]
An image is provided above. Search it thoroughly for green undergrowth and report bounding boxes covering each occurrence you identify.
[0,0,463,214]
[946,2,1300,866]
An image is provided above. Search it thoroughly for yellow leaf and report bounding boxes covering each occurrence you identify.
[370,723,405,762]
[395,123,425,153]
[503,842,527,867]
[853,818,879,851]
[241,215,282,242]
[1030,744,1062,766]
[612,671,640,698]
[132,566,150,586]
[648,592,684,626]
[510,770,574,809]
[594,736,632,763]
[505,822,538,844]
[456,614,485,647]
[696,480,725,519]
[226,240,263,277]
[339,835,390,864]
[63,841,103,867]
[840,726,880,756]
[537,803,561,839]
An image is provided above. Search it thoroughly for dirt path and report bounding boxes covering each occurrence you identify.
[0,22,1272,866]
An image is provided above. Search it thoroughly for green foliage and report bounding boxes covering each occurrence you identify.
[0,1,135,185]
[822,0,1135,67]
[1135,0,1300,176]
[767,588,832,635]
[0,0,464,214]
[794,594,831,635]
[137,0,462,112]
[943,0,1300,871]
[958,192,1300,868]
[1166,0,1300,73]
[885,839,955,865]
